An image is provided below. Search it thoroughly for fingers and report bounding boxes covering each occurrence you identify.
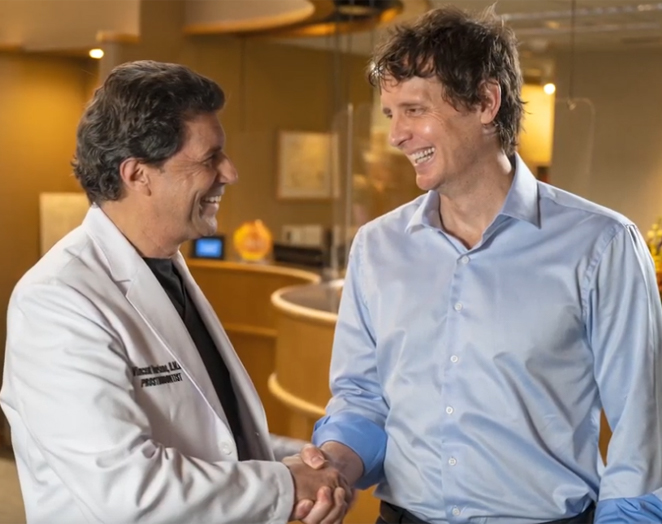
[300,443,327,469]
[302,486,348,524]
[322,486,349,524]
[291,499,314,521]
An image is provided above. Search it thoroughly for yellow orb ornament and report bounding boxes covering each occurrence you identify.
[233,220,273,262]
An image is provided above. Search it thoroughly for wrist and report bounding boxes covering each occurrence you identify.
[319,441,364,485]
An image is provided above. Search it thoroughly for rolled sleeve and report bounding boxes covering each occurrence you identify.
[313,412,386,489]
[595,493,662,523]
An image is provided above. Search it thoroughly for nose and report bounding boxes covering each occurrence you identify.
[388,114,410,149]
[219,156,239,185]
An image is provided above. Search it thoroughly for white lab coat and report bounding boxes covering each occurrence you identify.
[0,206,294,524]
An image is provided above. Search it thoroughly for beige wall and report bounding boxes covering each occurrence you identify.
[551,48,662,232]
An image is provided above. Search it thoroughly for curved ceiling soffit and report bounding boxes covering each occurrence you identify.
[183,0,318,35]
[183,0,404,39]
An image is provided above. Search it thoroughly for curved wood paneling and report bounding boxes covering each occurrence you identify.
[188,259,318,435]
[271,284,379,523]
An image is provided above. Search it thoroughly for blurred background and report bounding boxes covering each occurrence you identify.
[1,1,661,520]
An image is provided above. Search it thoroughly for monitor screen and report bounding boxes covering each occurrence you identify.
[192,236,225,259]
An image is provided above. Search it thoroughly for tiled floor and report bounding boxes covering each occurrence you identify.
[0,450,25,524]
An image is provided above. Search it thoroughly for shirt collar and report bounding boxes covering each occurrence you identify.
[499,154,540,228]
[405,154,540,234]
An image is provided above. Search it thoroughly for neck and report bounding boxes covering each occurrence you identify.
[438,152,514,249]
[100,201,180,258]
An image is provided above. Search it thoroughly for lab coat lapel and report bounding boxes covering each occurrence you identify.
[82,206,226,422]
[125,266,229,421]
[174,254,273,459]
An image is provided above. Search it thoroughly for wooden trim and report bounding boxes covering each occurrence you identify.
[223,322,277,339]
[95,31,140,44]
[184,4,315,35]
[186,259,320,282]
[0,43,23,53]
[271,286,338,326]
[268,373,326,418]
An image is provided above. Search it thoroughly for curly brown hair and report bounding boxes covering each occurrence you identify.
[368,6,524,155]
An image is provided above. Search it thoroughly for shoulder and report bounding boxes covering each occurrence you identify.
[12,226,103,304]
[539,183,632,225]
[539,183,635,239]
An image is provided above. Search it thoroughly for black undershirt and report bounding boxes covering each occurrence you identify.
[143,257,250,461]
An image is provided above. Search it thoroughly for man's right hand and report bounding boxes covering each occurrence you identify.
[283,453,351,523]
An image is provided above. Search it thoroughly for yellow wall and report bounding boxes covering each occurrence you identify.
[0,53,95,444]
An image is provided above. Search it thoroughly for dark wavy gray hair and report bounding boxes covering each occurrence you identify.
[72,60,225,203]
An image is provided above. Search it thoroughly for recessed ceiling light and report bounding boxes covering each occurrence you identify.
[89,48,104,59]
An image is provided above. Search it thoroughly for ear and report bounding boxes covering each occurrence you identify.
[118,158,152,196]
[479,80,502,126]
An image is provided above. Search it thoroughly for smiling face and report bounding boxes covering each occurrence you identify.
[146,112,238,245]
[381,75,497,194]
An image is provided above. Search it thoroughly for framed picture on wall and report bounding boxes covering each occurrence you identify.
[277,130,337,200]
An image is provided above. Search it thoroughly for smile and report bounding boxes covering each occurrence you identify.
[410,147,435,165]
[201,196,221,204]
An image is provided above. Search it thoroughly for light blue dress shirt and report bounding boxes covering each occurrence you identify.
[313,156,662,523]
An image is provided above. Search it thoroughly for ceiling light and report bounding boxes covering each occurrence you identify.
[89,48,104,59]
[543,83,556,95]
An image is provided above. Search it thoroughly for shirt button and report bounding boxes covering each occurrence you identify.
[448,457,457,466]
[459,255,469,264]
[452,507,461,516]
[221,443,232,455]
[446,406,454,415]
[454,302,463,311]
[450,355,459,363]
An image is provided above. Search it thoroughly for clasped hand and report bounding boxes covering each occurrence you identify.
[284,444,353,524]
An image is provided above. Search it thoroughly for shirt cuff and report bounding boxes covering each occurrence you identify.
[595,494,662,523]
[312,412,386,489]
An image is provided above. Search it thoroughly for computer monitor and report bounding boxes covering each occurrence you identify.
[191,235,225,260]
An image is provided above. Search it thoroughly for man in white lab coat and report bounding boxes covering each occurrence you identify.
[0,60,349,524]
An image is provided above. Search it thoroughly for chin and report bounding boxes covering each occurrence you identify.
[194,221,217,239]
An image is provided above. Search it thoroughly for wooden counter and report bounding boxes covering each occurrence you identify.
[187,259,319,435]
[270,282,380,524]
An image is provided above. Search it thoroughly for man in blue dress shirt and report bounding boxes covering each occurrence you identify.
[299,5,662,524]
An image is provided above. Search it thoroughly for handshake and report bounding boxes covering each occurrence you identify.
[283,443,357,524]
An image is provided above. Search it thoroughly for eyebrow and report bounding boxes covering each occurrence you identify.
[382,102,423,114]
[202,145,223,158]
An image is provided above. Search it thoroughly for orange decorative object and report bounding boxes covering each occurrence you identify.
[645,218,662,295]
[233,220,273,262]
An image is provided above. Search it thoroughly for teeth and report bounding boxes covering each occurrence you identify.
[411,147,434,164]
[202,196,221,204]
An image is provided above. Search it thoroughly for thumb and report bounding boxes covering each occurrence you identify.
[300,444,326,469]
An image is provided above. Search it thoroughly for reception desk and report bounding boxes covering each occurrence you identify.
[270,280,381,524]
[269,281,341,439]
[187,259,319,435]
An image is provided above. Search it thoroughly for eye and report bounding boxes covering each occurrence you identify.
[406,107,423,116]
[203,152,220,167]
